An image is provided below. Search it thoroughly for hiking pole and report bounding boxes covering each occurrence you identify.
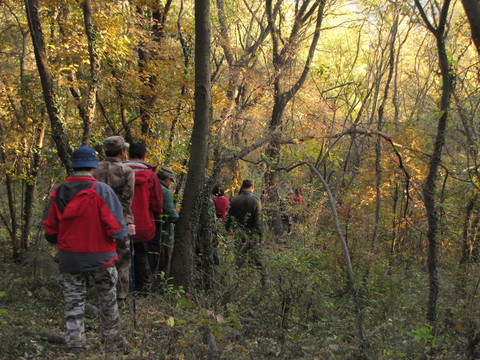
[129,235,137,330]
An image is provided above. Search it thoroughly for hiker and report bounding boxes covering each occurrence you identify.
[211,184,229,223]
[148,166,179,284]
[42,146,128,354]
[94,136,135,304]
[124,143,163,294]
[291,188,304,224]
[225,178,266,282]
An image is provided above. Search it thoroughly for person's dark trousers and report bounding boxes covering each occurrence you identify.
[147,223,161,278]
[158,243,172,279]
[133,241,150,293]
[234,231,267,285]
[147,222,172,291]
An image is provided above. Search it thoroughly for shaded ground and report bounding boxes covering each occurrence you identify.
[0,235,478,359]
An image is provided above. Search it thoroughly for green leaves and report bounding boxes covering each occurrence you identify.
[446,51,458,67]
[409,326,436,346]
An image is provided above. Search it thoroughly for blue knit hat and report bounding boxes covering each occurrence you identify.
[71,146,99,169]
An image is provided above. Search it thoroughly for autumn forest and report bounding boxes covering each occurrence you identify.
[1,0,480,358]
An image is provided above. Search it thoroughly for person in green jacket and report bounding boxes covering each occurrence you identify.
[148,166,179,286]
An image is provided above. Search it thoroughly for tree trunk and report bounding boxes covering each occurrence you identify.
[305,161,366,348]
[196,197,218,289]
[460,194,478,264]
[461,0,480,55]
[213,0,270,176]
[414,0,453,326]
[25,0,71,172]
[81,0,99,146]
[372,12,398,250]
[165,1,191,164]
[264,0,326,234]
[21,120,45,251]
[0,145,20,258]
[137,1,172,137]
[170,0,211,290]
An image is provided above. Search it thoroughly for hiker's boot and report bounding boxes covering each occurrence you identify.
[45,331,66,344]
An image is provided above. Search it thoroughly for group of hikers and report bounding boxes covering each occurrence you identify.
[42,137,179,353]
[42,136,269,354]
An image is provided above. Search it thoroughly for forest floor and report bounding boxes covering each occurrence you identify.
[0,231,479,359]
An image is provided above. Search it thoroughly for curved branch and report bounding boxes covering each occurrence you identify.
[253,157,367,346]
[414,0,436,34]
[287,0,326,102]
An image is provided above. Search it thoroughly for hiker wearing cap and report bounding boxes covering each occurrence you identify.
[94,136,136,303]
[42,146,128,354]
[124,143,163,294]
[148,166,179,284]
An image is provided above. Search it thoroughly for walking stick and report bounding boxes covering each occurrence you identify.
[129,236,137,329]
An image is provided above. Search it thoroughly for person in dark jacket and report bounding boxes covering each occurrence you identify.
[124,143,163,293]
[43,146,128,354]
[225,178,266,281]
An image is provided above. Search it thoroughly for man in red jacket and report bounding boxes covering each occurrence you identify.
[43,146,128,354]
[124,143,163,294]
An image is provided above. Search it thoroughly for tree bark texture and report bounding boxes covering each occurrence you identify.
[414,0,453,326]
[165,1,191,164]
[81,0,99,146]
[372,11,398,251]
[264,0,326,234]
[0,145,19,257]
[21,121,45,251]
[170,0,211,289]
[137,1,172,137]
[460,194,478,264]
[25,0,71,172]
[461,0,480,55]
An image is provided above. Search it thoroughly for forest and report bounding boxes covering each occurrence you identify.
[1,0,480,358]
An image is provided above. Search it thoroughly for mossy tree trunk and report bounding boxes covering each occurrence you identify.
[170,0,211,290]
[25,0,71,173]
[414,0,453,326]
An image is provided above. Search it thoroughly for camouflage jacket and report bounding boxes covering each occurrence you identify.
[94,157,135,224]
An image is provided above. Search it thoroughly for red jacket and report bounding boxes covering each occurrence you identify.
[126,162,163,242]
[212,196,229,222]
[43,175,128,273]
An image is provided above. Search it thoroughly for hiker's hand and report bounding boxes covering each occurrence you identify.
[128,224,136,236]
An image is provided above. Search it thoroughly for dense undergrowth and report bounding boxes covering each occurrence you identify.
[1,226,480,359]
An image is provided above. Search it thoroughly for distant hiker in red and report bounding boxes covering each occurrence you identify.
[211,184,229,222]
[42,146,128,354]
[292,188,304,224]
[124,143,163,294]
[293,188,304,205]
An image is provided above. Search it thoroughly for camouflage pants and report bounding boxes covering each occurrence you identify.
[58,265,119,348]
[116,239,131,300]
[147,223,172,282]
